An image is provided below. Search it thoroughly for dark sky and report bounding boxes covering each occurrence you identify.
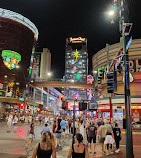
[1,0,141,78]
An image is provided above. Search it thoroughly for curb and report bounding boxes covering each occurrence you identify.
[122,131,141,135]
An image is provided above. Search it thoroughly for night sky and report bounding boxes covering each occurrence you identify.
[1,0,141,78]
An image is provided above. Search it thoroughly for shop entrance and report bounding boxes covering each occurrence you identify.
[103,112,110,120]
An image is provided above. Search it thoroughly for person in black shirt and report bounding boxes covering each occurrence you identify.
[87,122,97,154]
[67,133,89,158]
[113,123,121,153]
[32,131,56,158]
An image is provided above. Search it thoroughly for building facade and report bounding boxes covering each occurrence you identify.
[65,37,88,100]
[92,39,141,122]
[0,8,38,116]
[40,48,51,80]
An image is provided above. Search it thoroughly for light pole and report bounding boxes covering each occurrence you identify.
[72,96,78,144]
[108,0,134,157]
[72,99,76,144]
[120,1,134,157]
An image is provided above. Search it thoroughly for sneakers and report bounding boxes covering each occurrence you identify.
[102,151,106,155]
[110,152,114,154]
[115,149,120,153]
[106,153,110,156]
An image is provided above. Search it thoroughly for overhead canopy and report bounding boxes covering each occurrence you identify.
[32,82,93,89]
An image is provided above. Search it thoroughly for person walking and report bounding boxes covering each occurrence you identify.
[87,122,97,154]
[68,118,72,134]
[55,121,62,149]
[113,123,121,153]
[32,131,56,158]
[13,114,18,132]
[67,133,89,158]
[41,123,50,136]
[7,113,13,132]
[26,123,35,150]
[79,120,85,138]
[99,122,107,154]
[39,115,42,125]
[52,120,56,134]
[104,131,115,155]
[61,117,67,139]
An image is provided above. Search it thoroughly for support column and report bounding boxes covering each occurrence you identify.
[109,97,113,121]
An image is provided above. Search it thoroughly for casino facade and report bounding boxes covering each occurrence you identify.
[92,39,141,122]
[0,8,38,113]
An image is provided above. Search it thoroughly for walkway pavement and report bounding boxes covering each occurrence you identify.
[0,124,141,158]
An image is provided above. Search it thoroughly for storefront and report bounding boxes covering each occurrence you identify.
[26,101,39,114]
[97,96,141,122]
[0,97,23,115]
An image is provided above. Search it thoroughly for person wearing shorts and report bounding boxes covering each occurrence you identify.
[99,122,107,154]
[61,117,67,138]
[55,122,62,149]
[26,123,35,150]
[87,122,97,154]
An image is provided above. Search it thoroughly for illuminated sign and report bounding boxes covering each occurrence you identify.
[74,49,79,59]
[87,75,94,100]
[73,66,78,71]
[19,97,24,101]
[0,8,38,40]
[1,50,21,70]
[8,82,15,87]
[68,104,79,110]
[97,59,141,78]
[70,37,86,43]
[122,106,141,110]
[76,74,81,80]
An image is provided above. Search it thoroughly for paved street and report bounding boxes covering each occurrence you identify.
[0,123,141,158]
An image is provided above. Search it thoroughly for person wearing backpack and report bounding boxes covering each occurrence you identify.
[113,123,121,153]
[99,122,107,154]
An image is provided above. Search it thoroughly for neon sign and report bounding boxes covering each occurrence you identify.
[76,74,81,80]
[74,49,79,59]
[70,37,86,42]
[1,50,21,70]
[73,66,78,71]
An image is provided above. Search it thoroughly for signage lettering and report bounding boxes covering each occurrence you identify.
[98,59,141,74]
[69,37,86,42]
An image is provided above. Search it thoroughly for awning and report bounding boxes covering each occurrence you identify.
[26,101,38,106]
[43,109,53,113]
[0,97,22,104]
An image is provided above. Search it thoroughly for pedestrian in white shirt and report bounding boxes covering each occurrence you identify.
[7,113,13,132]
[79,120,85,138]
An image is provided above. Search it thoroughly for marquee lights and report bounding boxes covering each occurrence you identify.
[0,8,38,40]
[1,50,21,70]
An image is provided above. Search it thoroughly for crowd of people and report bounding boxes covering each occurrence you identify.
[4,112,122,158]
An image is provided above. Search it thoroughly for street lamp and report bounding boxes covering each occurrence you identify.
[47,72,52,77]
[108,10,115,16]
[4,75,7,78]
[106,0,134,157]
